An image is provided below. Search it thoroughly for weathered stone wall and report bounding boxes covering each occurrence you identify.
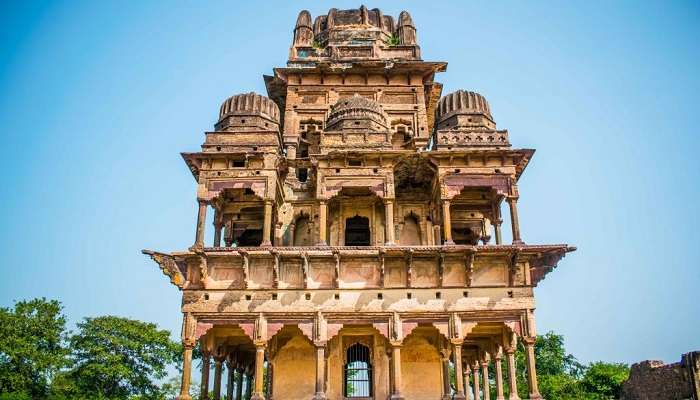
[621,351,700,400]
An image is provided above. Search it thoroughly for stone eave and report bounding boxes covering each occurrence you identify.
[427,148,535,180]
[181,151,275,183]
[143,244,575,289]
[273,60,448,80]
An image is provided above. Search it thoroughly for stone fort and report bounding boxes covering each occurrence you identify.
[144,6,575,400]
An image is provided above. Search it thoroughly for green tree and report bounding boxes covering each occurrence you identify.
[0,298,68,399]
[59,316,180,400]
[579,361,629,399]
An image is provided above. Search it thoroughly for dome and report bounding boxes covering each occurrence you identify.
[218,92,280,124]
[325,94,389,132]
[436,90,495,130]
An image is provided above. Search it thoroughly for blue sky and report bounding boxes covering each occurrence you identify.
[1,0,698,367]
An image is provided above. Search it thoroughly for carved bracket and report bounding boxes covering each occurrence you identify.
[142,250,186,289]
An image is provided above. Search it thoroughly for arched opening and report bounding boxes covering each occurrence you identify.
[293,215,313,246]
[344,343,372,397]
[345,215,370,246]
[399,213,421,245]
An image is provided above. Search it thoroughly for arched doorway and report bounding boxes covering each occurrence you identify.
[344,343,372,397]
[345,215,370,246]
[293,216,313,246]
[399,213,421,245]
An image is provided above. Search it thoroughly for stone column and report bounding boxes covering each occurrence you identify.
[384,199,395,245]
[523,337,542,399]
[505,349,520,400]
[235,369,244,400]
[389,342,404,400]
[288,222,295,246]
[250,345,266,400]
[472,361,481,400]
[245,372,253,400]
[312,342,327,400]
[195,200,208,248]
[261,200,273,246]
[452,342,466,399]
[317,200,328,245]
[201,352,211,400]
[213,356,224,400]
[464,364,472,400]
[481,359,491,400]
[440,350,451,400]
[442,200,454,244]
[494,353,505,400]
[506,197,523,244]
[177,344,194,400]
[226,361,235,400]
[494,219,503,245]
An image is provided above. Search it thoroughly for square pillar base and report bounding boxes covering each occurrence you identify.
[251,394,266,400]
[311,394,327,400]
[453,394,467,400]
[388,396,404,400]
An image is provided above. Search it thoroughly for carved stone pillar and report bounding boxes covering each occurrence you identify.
[442,200,454,245]
[177,344,194,400]
[213,356,224,400]
[201,352,211,400]
[472,361,481,400]
[235,369,244,400]
[261,200,273,246]
[213,209,223,247]
[507,197,523,244]
[494,353,505,400]
[318,200,327,246]
[195,200,208,248]
[505,349,520,400]
[523,337,542,399]
[494,219,503,245]
[245,373,252,400]
[452,341,466,399]
[440,350,451,400]
[464,363,472,400]
[389,342,404,400]
[481,358,491,400]
[384,199,395,245]
[250,344,266,400]
[312,342,327,400]
[288,222,295,246]
[226,361,235,400]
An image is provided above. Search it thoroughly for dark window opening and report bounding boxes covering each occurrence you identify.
[244,188,254,195]
[299,143,309,158]
[344,343,372,398]
[297,168,308,182]
[348,159,362,167]
[345,215,370,246]
[237,229,262,246]
[233,160,245,167]
[452,227,479,245]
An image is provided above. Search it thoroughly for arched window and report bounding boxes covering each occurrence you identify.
[344,343,372,397]
[345,215,370,246]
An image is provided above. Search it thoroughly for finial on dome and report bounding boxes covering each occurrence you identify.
[293,10,314,46]
[397,11,417,45]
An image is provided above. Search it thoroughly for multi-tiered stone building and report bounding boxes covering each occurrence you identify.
[144,7,575,400]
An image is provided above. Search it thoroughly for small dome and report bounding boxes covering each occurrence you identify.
[218,92,280,123]
[326,94,389,132]
[437,90,492,122]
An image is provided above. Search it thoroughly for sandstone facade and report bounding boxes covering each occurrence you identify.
[144,6,575,400]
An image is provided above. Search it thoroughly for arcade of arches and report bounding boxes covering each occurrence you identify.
[144,6,575,400]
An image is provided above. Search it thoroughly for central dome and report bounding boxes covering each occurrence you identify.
[325,94,389,132]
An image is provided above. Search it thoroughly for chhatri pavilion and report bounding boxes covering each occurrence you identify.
[144,6,575,400]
